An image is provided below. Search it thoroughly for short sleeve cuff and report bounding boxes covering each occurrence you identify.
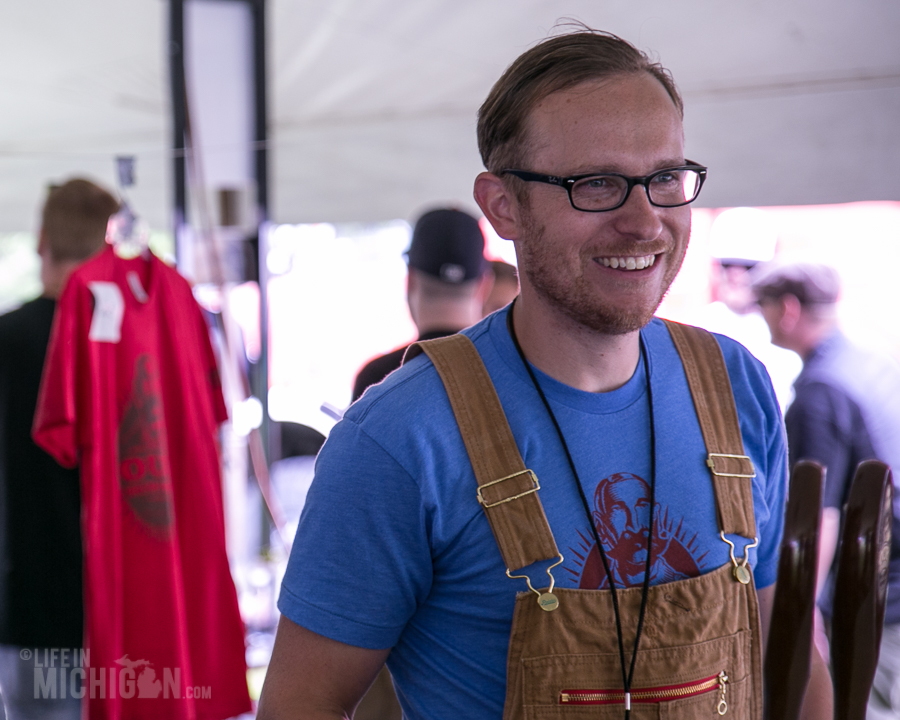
[277,579,406,651]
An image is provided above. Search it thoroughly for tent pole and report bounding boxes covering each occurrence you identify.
[249,0,278,477]
[169,0,188,260]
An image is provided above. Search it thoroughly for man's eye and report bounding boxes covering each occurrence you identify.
[581,176,625,192]
[652,172,678,184]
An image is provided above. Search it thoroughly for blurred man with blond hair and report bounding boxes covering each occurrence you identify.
[0,178,118,719]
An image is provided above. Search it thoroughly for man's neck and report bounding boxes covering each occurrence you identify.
[785,316,838,362]
[413,303,480,337]
[510,295,641,394]
[40,256,82,300]
[799,324,839,363]
[40,270,69,300]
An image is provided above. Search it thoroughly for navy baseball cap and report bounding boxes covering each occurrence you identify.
[406,208,487,283]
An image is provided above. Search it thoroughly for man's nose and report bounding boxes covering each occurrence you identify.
[611,183,665,240]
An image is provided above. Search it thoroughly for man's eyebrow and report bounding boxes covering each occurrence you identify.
[566,159,688,176]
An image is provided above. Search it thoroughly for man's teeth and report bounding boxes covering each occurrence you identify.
[600,255,657,270]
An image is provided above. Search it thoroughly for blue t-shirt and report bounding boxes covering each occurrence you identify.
[278,308,788,720]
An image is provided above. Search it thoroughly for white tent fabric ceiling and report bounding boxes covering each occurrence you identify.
[1,0,898,234]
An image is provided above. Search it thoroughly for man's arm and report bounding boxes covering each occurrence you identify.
[757,584,833,720]
[815,507,841,599]
[257,616,391,720]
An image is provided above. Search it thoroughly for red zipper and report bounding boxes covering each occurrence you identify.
[560,670,728,713]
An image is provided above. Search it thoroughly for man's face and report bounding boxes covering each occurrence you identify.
[513,73,691,335]
[717,264,756,315]
[757,297,786,348]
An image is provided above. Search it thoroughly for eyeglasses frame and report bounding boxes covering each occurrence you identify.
[500,162,708,213]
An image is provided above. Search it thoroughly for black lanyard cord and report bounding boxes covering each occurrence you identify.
[506,305,656,720]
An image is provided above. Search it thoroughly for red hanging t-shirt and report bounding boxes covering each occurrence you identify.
[33,246,251,720]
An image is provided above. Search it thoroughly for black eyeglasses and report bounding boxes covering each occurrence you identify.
[501,163,708,213]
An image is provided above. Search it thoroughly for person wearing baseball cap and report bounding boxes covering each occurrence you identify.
[688,207,802,413]
[753,260,900,718]
[352,207,490,402]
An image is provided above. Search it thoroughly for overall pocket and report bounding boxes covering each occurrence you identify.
[520,630,752,719]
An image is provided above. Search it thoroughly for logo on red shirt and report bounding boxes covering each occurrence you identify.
[118,354,174,538]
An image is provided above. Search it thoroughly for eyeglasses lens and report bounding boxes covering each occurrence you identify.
[571,169,701,211]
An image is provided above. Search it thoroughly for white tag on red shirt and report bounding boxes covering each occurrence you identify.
[88,281,124,342]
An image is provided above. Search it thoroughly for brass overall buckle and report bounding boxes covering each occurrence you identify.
[476,469,540,508]
[707,453,756,479]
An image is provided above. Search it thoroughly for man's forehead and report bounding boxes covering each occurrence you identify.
[519,73,684,171]
[529,73,681,124]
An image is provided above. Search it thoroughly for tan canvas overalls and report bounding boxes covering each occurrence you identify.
[408,320,763,719]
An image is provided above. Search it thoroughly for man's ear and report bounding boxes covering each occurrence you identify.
[473,172,523,242]
[405,270,420,325]
[37,228,48,257]
[780,294,803,333]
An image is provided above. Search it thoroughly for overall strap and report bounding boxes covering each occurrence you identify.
[405,335,559,571]
[664,320,758,539]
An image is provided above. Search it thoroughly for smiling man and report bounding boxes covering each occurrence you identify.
[259,29,831,720]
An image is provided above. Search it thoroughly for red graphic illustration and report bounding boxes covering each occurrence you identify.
[565,472,708,588]
[118,354,174,538]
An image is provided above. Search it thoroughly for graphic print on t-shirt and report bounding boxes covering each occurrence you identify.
[118,353,174,538]
[564,472,709,588]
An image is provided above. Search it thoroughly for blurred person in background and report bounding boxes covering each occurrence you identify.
[690,207,801,411]
[753,260,900,719]
[482,259,519,316]
[350,206,490,716]
[0,178,118,719]
[351,207,490,401]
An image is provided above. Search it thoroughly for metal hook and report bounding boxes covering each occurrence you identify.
[506,554,564,610]
[719,532,759,584]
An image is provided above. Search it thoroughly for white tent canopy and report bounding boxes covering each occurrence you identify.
[1,0,898,234]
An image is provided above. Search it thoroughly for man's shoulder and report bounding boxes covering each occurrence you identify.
[0,297,53,341]
[352,345,411,400]
[348,345,446,423]
[353,328,470,401]
[649,317,765,367]
[650,318,779,417]
[364,345,409,376]
[0,295,46,319]
[705,324,780,405]
[347,318,497,427]
[802,333,899,389]
[0,302,26,336]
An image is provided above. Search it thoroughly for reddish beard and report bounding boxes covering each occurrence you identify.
[516,205,682,335]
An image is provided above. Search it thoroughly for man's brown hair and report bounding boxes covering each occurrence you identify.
[41,178,119,261]
[477,27,684,176]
